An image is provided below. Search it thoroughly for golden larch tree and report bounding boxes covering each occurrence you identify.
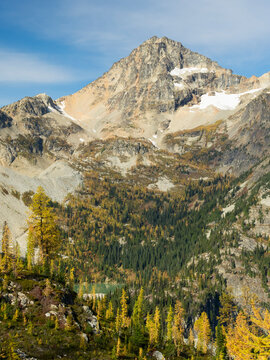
[153,306,161,345]
[27,186,60,263]
[166,305,173,342]
[194,312,211,354]
[172,300,185,356]
[1,221,13,271]
[225,305,270,360]
[120,289,129,328]
[106,301,114,320]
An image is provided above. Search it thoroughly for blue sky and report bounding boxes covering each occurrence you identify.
[0,0,270,106]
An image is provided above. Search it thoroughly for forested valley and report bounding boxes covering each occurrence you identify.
[1,167,269,359]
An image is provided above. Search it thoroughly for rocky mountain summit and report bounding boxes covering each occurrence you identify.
[59,36,269,142]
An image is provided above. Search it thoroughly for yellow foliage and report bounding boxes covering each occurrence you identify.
[27,186,60,263]
[120,289,129,328]
[194,312,211,354]
[172,300,185,355]
[225,305,270,360]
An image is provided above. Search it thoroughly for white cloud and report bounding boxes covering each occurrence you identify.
[0,49,76,83]
[13,0,270,52]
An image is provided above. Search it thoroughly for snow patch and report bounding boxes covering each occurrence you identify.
[56,101,78,122]
[148,138,159,149]
[48,105,57,113]
[192,89,262,111]
[80,138,85,143]
[170,67,209,77]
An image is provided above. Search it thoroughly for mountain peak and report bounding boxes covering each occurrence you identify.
[141,35,182,46]
[59,36,246,139]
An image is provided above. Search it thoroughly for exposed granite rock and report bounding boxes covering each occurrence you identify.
[3,290,34,308]
[2,93,55,119]
[0,110,12,128]
[219,92,270,174]
[0,141,17,165]
[16,349,37,360]
[153,350,165,360]
[81,305,100,334]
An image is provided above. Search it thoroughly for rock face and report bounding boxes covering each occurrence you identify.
[55,36,270,176]
[0,110,12,128]
[153,350,165,360]
[219,91,270,173]
[2,93,56,119]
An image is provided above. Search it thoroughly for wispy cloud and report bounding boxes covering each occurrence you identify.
[0,49,76,83]
[8,0,270,52]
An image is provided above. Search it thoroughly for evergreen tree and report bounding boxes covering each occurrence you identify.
[131,289,145,348]
[153,306,161,345]
[188,328,194,346]
[116,337,121,358]
[54,316,59,330]
[172,301,185,356]
[194,312,211,354]
[7,336,20,360]
[218,292,237,327]
[120,289,129,328]
[106,301,114,320]
[65,313,73,331]
[132,287,144,329]
[146,313,155,347]
[69,267,75,289]
[166,305,173,342]
[13,242,23,274]
[225,305,270,360]
[27,321,33,335]
[115,308,121,334]
[215,322,227,359]
[27,186,60,263]
[12,309,19,322]
[92,285,96,310]
[1,221,13,271]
